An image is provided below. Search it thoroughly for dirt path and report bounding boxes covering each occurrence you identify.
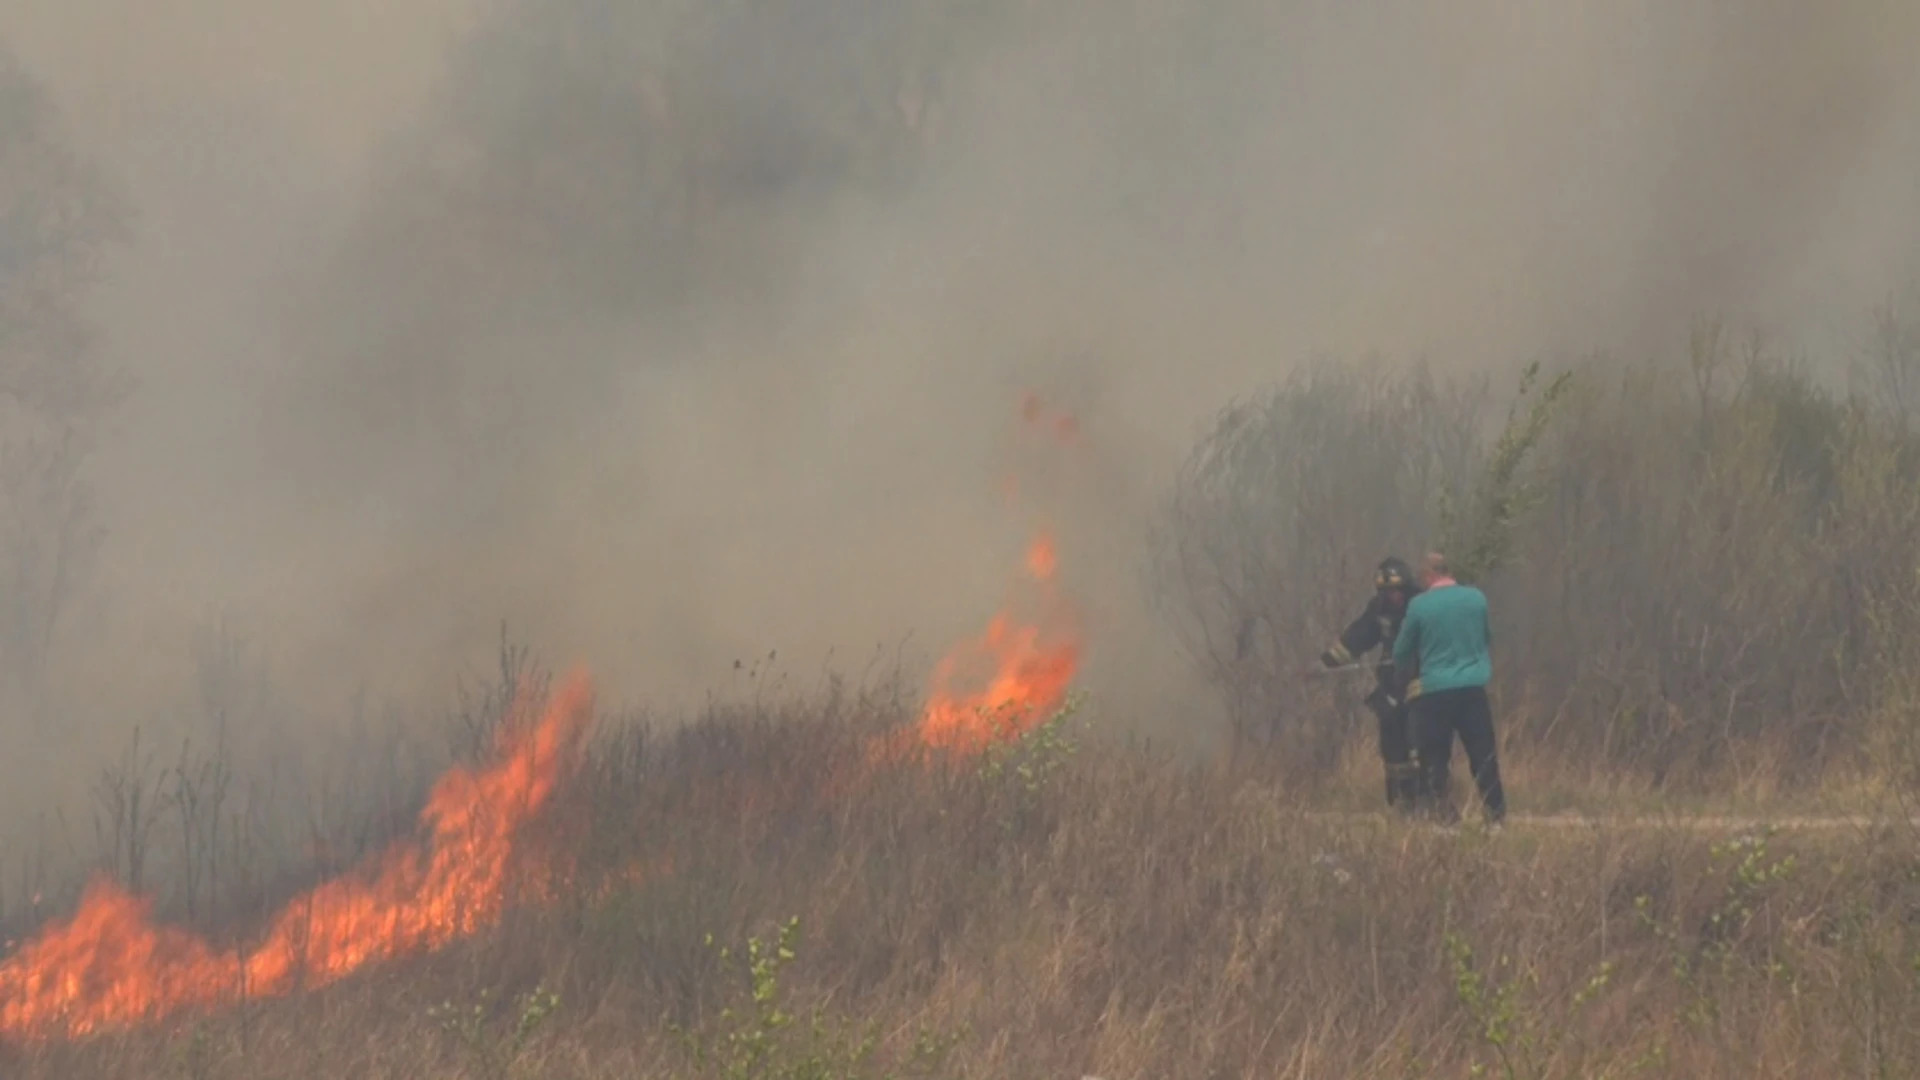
[1502,813,1916,831]
[1301,810,1920,832]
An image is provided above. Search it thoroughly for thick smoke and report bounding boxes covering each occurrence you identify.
[2,0,1917,823]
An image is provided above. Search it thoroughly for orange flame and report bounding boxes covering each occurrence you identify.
[1019,392,1080,446]
[869,532,1079,764]
[0,391,1085,1043]
[887,393,1085,759]
[0,670,596,1042]
[1025,534,1058,579]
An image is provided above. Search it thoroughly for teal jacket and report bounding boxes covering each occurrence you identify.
[1390,582,1493,697]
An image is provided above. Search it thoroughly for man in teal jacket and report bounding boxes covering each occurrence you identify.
[1390,552,1506,825]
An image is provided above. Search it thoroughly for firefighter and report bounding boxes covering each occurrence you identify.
[1320,556,1424,811]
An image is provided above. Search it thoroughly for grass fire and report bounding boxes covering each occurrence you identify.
[3,2,1920,1072]
[0,396,1089,1049]
[0,673,597,1042]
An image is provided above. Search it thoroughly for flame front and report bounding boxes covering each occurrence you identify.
[0,670,596,1042]
[877,394,1087,761]
[897,533,1080,757]
[0,394,1086,1043]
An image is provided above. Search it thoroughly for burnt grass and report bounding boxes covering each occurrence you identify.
[6,687,1920,1080]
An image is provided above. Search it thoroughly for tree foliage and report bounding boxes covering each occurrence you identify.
[1145,359,1482,757]
[0,45,133,706]
[1434,361,1576,584]
[1151,328,1920,786]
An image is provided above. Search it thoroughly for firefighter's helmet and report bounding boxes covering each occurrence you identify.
[1375,556,1414,594]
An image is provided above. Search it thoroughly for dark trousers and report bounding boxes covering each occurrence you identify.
[1411,686,1506,823]
[1366,689,1418,811]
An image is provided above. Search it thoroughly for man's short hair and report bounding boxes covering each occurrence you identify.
[1424,552,1450,578]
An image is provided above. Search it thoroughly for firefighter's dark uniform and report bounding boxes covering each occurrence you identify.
[1320,558,1423,810]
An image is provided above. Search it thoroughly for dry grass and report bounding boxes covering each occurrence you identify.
[4,680,1915,1079]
